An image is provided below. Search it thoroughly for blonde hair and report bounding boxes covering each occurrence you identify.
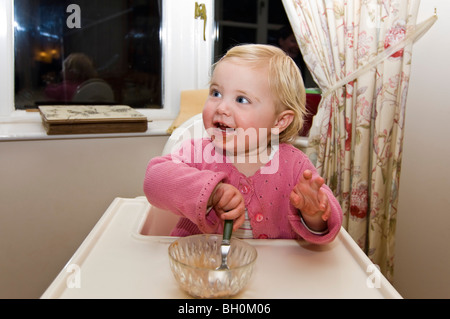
[214,44,306,144]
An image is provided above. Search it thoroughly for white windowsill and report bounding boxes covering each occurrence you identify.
[0,110,172,141]
[0,110,308,148]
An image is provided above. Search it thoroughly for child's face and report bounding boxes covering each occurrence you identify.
[203,59,280,155]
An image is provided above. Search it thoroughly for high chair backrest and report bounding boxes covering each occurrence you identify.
[162,113,207,155]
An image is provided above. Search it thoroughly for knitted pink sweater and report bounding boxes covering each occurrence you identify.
[144,138,342,244]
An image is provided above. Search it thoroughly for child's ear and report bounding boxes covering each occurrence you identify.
[273,110,294,134]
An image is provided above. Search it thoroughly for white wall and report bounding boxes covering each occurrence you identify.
[0,136,167,298]
[395,0,450,298]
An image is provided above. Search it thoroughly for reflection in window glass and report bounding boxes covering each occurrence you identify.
[14,0,162,109]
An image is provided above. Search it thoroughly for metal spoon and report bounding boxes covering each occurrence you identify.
[217,220,233,270]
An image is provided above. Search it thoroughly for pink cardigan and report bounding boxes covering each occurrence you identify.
[144,138,342,244]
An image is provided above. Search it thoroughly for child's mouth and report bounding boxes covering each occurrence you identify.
[214,122,235,134]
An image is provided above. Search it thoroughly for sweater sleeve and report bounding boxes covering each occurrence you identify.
[143,139,227,233]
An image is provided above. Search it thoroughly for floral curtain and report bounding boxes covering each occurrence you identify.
[282,0,436,281]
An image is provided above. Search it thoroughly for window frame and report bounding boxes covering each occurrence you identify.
[0,0,214,127]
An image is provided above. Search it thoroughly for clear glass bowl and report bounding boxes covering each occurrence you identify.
[168,234,257,298]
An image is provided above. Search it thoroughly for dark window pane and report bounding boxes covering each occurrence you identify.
[219,26,257,57]
[14,0,162,109]
[268,0,289,25]
[222,0,257,23]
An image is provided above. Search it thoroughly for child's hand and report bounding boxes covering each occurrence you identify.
[208,183,246,231]
[289,170,330,231]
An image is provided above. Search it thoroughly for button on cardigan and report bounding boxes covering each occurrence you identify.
[144,138,343,245]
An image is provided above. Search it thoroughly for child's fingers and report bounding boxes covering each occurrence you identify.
[318,189,330,221]
[216,195,237,212]
[289,189,304,208]
[220,202,245,221]
[302,169,313,180]
[232,212,246,231]
[215,188,232,207]
[318,189,328,210]
[321,202,331,221]
[301,170,324,192]
[325,205,332,221]
[214,185,242,212]
[313,175,325,188]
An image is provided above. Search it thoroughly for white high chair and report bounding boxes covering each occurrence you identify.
[140,113,207,236]
[162,113,207,155]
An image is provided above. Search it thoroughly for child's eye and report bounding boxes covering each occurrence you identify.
[236,96,249,104]
[211,90,222,98]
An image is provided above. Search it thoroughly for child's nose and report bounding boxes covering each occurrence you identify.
[216,99,231,115]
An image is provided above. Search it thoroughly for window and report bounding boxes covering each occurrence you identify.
[14,0,162,110]
[1,0,214,121]
[213,0,319,137]
[214,0,288,58]
[214,0,316,88]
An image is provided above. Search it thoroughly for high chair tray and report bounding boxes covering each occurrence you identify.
[41,197,401,299]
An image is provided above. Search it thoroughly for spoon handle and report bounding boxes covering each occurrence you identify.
[223,219,233,244]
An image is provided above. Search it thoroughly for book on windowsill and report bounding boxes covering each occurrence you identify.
[38,105,149,135]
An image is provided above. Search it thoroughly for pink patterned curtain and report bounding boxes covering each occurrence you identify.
[282,0,436,281]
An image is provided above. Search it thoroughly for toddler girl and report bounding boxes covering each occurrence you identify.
[144,44,342,244]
